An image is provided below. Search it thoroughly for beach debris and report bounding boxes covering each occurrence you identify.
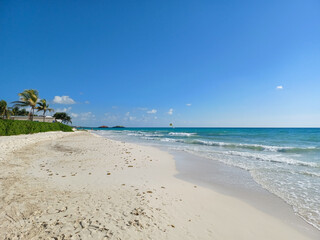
[79,220,85,229]
[128,165,133,167]
[107,172,111,175]
[146,191,153,194]
[127,219,144,229]
[130,207,145,216]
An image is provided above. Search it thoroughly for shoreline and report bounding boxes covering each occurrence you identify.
[171,149,319,237]
[0,131,319,239]
[92,130,320,238]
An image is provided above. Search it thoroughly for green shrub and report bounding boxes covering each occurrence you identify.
[0,119,73,136]
[0,120,6,135]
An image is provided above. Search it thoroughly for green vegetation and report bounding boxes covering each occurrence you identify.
[10,106,30,116]
[112,126,125,128]
[0,119,73,136]
[53,112,72,124]
[12,89,39,121]
[0,89,74,136]
[37,99,54,122]
[0,100,10,119]
[2,89,73,124]
[1,100,31,119]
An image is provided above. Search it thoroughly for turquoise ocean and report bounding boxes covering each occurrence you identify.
[84,127,320,230]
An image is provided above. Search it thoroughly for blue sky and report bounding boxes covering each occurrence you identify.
[1,0,320,127]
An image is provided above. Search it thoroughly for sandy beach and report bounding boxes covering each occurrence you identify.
[0,131,318,239]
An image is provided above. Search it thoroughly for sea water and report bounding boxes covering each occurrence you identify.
[88,127,320,230]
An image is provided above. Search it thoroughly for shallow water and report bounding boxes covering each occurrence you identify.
[86,127,320,230]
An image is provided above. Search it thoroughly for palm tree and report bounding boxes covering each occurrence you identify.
[9,106,30,116]
[53,112,72,124]
[37,99,54,122]
[0,100,10,119]
[10,106,20,116]
[12,89,39,121]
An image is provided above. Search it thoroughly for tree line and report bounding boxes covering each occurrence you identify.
[0,89,72,124]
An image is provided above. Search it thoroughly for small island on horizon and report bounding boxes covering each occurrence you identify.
[97,125,125,129]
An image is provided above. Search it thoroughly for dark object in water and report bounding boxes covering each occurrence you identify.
[98,125,109,128]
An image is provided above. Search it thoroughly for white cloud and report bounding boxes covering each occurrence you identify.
[56,107,72,112]
[74,112,95,121]
[85,101,90,104]
[167,108,173,115]
[186,103,192,106]
[70,113,79,118]
[53,96,75,104]
[276,85,283,90]
[124,112,137,121]
[137,107,148,111]
[147,109,157,114]
[82,112,94,117]
[104,113,118,122]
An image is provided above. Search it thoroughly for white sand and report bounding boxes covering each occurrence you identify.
[0,131,318,239]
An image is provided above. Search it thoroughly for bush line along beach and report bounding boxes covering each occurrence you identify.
[0,119,72,136]
[0,89,73,136]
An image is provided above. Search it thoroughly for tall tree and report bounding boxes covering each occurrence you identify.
[12,89,39,121]
[0,100,10,119]
[37,99,54,122]
[10,106,20,116]
[10,106,30,116]
[53,112,72,124]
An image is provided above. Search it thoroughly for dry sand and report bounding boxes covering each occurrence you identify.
[0,131,318,239]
